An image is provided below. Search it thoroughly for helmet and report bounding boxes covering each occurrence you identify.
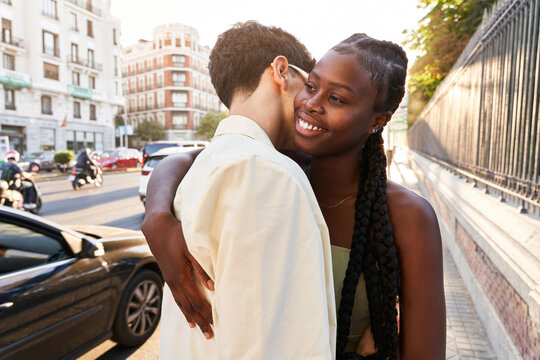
[5,149,20,162]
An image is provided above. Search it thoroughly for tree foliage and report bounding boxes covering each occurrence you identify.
[197,111,228,140]
[136,119,165,141]
[404,0,497,124]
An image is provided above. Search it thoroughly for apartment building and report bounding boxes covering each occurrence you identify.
[123,23,221,140]
[0,0,123,154]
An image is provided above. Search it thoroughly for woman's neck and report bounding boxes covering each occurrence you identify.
[309,148,363,204]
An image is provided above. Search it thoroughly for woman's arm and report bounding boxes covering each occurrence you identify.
[141,148,215,338]
[387,182,446,360]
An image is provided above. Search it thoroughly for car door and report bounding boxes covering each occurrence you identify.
[0,216,117,359]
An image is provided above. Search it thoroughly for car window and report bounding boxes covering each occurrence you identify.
[0,222,69,274]
[145,156,166,168]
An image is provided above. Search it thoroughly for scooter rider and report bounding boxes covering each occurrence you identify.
[0,150,38,209]
[76,147,99,180]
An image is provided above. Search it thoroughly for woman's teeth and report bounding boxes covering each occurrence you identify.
[299,118,324,131]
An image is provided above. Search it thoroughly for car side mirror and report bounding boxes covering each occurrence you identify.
[79,238,105,258]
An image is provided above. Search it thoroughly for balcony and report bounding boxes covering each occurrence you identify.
[66,56,103,71]
[65,0,101,16]
[43,46,60,58]
[1,35,24,49]
[0,69,32,90]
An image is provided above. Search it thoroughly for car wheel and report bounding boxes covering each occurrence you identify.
[113,270,163,347]
[111,163,118,169]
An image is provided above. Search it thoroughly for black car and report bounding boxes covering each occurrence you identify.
[0,207,163,359]
[19,151,57,172]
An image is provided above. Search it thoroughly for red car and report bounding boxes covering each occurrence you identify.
[97,148,143,169]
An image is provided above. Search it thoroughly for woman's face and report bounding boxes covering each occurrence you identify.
[293,50,380,157]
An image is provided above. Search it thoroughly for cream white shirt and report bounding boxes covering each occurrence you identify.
[160,115,336,359]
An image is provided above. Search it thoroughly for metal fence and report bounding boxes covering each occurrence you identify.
[408,0,540,215]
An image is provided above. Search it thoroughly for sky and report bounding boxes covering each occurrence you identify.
[110,0,425,62]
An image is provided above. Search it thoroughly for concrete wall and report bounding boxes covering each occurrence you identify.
[406,150,540,360]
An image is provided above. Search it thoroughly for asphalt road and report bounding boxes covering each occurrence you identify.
[36,171,161,360]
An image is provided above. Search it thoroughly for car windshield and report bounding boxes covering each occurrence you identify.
[144,143,182,156]
[100,151,117,158]
[22,152,42,161]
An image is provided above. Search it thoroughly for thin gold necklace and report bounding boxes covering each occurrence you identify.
[319,193,356,208]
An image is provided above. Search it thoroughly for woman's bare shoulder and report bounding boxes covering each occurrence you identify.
[386,180,441,252]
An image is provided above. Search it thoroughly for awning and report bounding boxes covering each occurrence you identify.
[0,76,31,90]
[69,85,92,100]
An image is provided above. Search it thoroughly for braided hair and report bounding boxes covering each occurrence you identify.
[332,34,407,360]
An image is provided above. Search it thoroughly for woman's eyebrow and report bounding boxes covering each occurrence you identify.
[311,70,358,97]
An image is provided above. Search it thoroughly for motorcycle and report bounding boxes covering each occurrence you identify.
[69,166,103,190]
[0,177,43,215]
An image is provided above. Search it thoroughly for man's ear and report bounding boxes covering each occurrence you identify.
[270,55,291,90]
[367,112,392,134]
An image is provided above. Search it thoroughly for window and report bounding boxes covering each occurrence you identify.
[43,62,59,80]
[114,55,118,76]
[41,0,57,20]
[87,49,94,68]
[71,43,78,62]
[89,75,95,89]
[172,55,185,67]
[72,71,80,85]
[42,30,58,57]
[87,20,93,37]
[3,53,14,70]
[73,101,81,118]
[0,0,12,4]
[89,104,96,120]
[41,95,52,115]
[4,89,15,110]
[172,92,187,107]
[173,72,186,86]
[113,28,117,45]
[114,81,119,95]
[39,128,55,151]
[172,113,187,129]
[2,18,11,44]
[0,221,66,274]
[176,38,181,47]
[69,12,77,31]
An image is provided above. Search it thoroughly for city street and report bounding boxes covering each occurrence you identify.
[36,171,161,360]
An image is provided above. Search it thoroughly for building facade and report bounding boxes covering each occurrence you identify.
[0,0,123,155]
[122,23,221,140]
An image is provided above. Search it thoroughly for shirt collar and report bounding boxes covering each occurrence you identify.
[213,115,275,148]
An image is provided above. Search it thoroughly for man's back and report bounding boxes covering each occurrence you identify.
[160,115,336,359]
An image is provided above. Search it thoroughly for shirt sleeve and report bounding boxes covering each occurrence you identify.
[180,156,333,360]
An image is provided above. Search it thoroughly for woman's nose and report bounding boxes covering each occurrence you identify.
[305,93,324,114]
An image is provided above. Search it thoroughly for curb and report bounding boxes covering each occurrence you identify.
[34,167,141,181]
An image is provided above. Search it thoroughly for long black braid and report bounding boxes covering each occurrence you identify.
[332,34,407,360]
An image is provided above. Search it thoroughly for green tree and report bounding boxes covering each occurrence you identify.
[404,0,497,124]
[197,111,228,140]
[136,119,165,141]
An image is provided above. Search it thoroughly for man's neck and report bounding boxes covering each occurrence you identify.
[228,84,287,149]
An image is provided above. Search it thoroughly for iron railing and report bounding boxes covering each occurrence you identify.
[408,0,540,215]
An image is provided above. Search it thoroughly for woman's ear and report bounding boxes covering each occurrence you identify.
[270,55,291,90]
[367,112,392,134]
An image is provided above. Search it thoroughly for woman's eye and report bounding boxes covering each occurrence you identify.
[329,95,345,104]
[304,83,316,92]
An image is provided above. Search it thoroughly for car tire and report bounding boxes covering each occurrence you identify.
[112,163,118,169]
[112,270,163,347]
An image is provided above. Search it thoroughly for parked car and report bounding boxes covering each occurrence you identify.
[0,207,163,359]
[19,151,57,172]
[138,146,205,205]
[140,140,208,165]
[97,148,143,169]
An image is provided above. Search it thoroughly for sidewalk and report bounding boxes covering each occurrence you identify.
[388,148,497,360]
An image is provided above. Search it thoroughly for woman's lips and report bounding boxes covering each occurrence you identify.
[295,113,327,136]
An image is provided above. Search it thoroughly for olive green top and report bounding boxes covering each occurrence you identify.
[331,245,371,353]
